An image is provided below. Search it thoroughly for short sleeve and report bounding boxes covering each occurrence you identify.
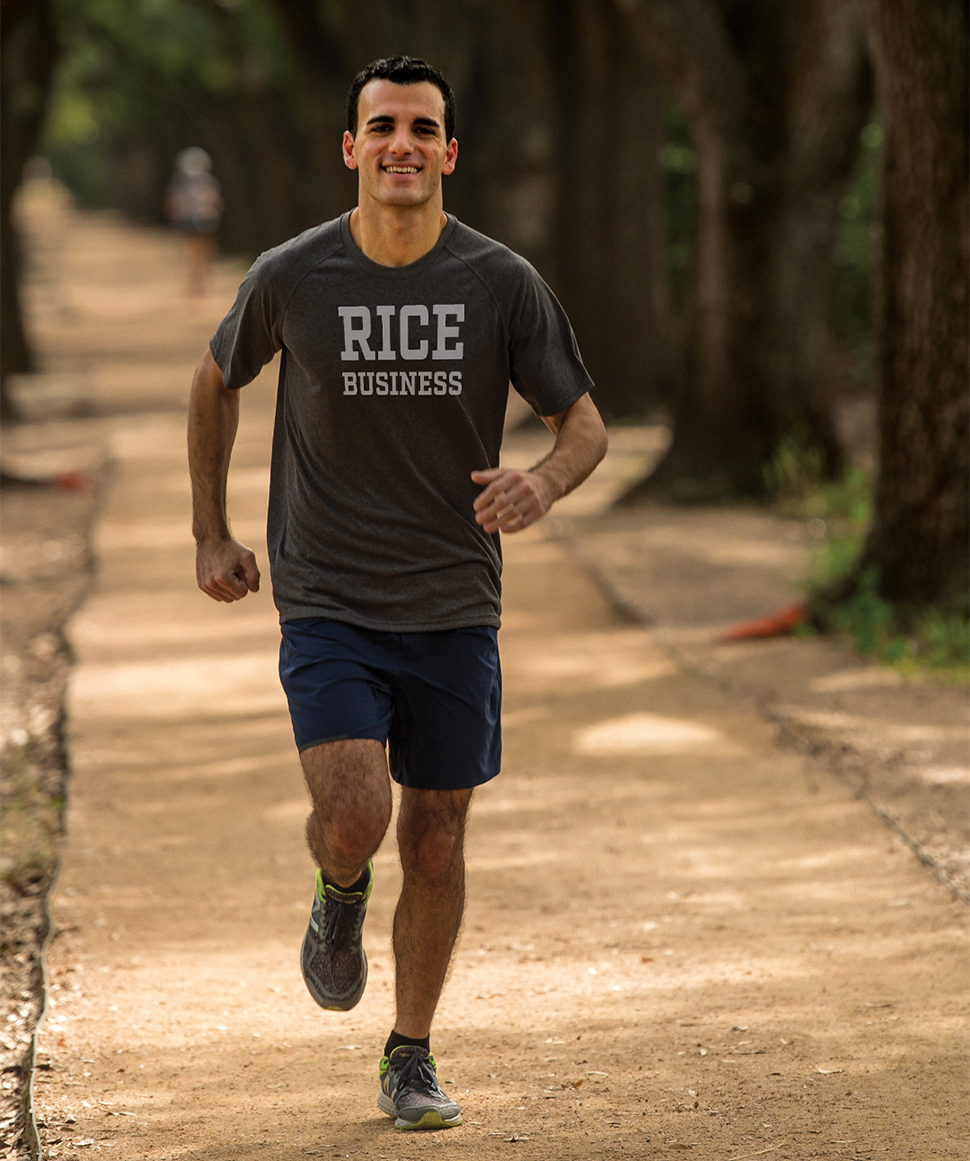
[209,251,286,390]
[506,261,595,416]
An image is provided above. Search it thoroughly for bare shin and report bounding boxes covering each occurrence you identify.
[392,786,473,1040]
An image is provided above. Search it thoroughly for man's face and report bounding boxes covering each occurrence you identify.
[343,80,457,210]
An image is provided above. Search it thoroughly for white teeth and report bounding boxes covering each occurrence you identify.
[385,166,418,173]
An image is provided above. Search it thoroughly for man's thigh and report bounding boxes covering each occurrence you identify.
[300,737,391,817]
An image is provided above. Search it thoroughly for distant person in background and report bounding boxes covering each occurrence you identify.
[165,147,223,297]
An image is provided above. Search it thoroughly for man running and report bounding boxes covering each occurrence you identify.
[188,55,607,1131]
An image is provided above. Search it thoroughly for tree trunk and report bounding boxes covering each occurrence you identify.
[0,0,59,421]
[617,0,871,500]
[856,0,969,608]
[550,0,676,418]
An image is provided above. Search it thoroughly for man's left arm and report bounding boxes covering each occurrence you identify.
[472,393,608,534]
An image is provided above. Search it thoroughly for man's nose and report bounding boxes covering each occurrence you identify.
[387,127,415,154]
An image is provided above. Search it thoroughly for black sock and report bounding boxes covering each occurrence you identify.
[323,866,370,893]
[385,1030,430,1057]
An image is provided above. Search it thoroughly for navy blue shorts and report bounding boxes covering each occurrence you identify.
[279,619,502,791]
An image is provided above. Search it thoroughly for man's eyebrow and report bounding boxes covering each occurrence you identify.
[365,114,441,129]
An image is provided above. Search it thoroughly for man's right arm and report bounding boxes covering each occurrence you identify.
[188,349,261,602]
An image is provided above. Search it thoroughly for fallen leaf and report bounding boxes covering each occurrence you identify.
[569,1078,585,1089]
[816,1067,843,1075]
[507,1134,531,1142]
[641,956,655,963]
[718,603,807,641]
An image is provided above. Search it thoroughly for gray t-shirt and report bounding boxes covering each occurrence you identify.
[210,212,594,631]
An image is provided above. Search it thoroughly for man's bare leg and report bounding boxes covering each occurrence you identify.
[392,786,474,1040]
[301,738,393,887]
[299,738,391,1012]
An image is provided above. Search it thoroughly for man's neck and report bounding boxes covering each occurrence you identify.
[349,204,447,268]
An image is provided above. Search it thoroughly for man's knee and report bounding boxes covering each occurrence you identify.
[398,789,472,880]
[307,807,387,865]
[399,828,464,880]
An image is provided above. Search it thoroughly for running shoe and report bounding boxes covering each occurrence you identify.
[377,1045,463,1130]
[300,864,371,1011]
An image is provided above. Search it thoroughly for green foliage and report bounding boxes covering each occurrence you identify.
[661,101,697,317]
[828,119,882,388]
[815,566,970,679]
[43,0,294,208]
[765,434,870,523]
[767,439,968,680]
[763,432,825,508]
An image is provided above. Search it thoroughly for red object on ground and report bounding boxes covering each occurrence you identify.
[53,471,92,492]
[718,603,809,642]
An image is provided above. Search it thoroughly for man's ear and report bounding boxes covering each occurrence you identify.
[443,138,458,176]
[342,130,358,170]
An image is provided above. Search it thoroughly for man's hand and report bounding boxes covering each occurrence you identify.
[472,393,608,535]
[196,536,261,602]
[471,467,553,534]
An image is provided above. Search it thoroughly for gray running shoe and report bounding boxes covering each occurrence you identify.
[300,864,371,1011]
[377,1045,463,1130]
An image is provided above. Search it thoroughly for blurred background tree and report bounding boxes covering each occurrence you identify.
[615,0,872,501]
[2,0,965,612]
[853,0,968,611]
[1,0,60,420]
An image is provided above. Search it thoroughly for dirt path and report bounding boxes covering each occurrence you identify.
[12,185,968,1160]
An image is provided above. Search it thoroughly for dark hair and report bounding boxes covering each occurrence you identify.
[346,56,456,143]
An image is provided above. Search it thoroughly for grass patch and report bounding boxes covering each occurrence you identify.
[811,566,970,679]
[766,437,969,681]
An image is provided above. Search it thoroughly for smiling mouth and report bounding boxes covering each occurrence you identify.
[383,165,420,174]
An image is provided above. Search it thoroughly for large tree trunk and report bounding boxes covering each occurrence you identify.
[618,0,871,500]
[856,0,969,608]
[550,0,676,418]
[0,0,59,421]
